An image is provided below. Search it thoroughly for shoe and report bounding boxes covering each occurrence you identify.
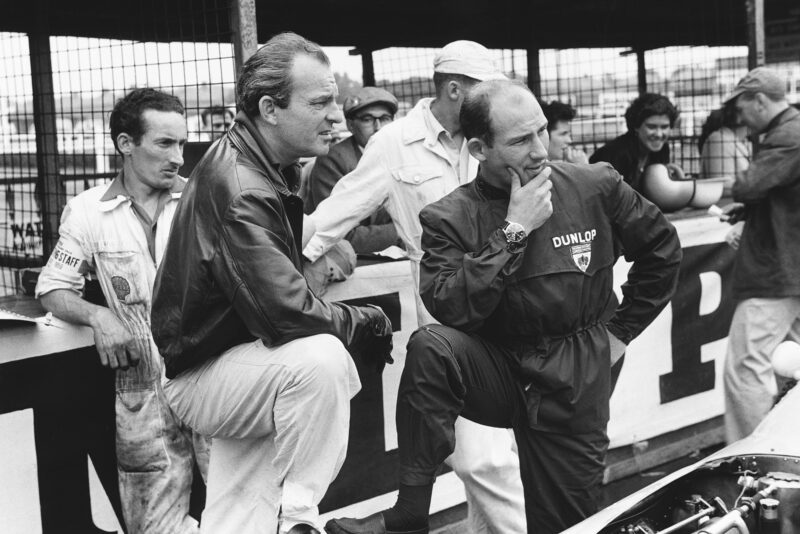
[325,511,428,534]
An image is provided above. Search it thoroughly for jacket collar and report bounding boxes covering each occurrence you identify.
[401,98,446,147]
[765,106,799,134]
[98,169,185,212]
[228,111,302,196]
[473,170,511,200]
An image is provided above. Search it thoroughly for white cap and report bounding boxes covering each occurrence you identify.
[433,41,506,81]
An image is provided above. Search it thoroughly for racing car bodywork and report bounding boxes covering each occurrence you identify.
[563,385,800,533]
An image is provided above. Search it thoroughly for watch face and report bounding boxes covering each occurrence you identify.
[503,222,527,243]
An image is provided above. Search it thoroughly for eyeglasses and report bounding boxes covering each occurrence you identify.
[354,114,394,127]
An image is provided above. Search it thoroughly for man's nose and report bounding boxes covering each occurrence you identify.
[171,145,184,167]
[530,135,548,159]
[328,103,344,124]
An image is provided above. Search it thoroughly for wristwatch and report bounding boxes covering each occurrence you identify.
[501,220,527,253]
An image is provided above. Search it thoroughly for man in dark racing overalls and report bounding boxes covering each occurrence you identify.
[326,79,682,534]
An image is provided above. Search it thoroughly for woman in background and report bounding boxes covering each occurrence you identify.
[698,101,751,197]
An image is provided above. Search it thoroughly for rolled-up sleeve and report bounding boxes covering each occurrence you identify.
[35,200,91,298]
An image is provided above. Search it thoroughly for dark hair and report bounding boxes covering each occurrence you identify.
[432,72,479,98]
[201,105,234,124]
[109,87,184,154]
[624,93,679,131]
[460,79,531,147]
[542,100,577,131]
[236,31,329,117]
[697,101,739,153]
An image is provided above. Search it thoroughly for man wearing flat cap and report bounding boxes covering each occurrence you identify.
[303,86,400,254]
[306,41,527,533]
[721,66,800,443]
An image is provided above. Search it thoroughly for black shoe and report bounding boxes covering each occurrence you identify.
[325,511,428,534]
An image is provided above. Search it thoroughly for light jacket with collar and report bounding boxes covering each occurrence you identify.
[304,97,479,266]
[151,112,387,379]
[303,134,399,254]
[36,172,185,384]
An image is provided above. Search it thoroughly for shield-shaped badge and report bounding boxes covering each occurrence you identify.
[570,243,591,272]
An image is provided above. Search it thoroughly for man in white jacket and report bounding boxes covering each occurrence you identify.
[305,41,526,533]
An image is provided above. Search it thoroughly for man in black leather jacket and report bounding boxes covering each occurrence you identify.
[151,32,393,534]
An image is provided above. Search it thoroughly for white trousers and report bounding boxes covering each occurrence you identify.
[164,335,361,534]
[449,419,527,533]
[724,297,800,443]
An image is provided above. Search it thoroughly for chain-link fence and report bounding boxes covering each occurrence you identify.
[2,3,800,296]
[0,0,236,295]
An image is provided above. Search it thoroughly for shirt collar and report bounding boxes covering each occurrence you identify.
[98,170,186,211]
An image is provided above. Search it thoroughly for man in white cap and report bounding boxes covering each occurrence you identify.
[306,41,526,533]
[720,66,800,443]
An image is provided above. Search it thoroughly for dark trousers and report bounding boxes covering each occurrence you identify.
[397,324,609,534]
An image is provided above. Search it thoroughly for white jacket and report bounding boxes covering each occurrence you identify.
[304,97,479,266]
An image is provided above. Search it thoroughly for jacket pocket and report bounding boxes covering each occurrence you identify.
[392,165,446,208]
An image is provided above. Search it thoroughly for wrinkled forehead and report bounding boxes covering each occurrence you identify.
[288,54,337,101]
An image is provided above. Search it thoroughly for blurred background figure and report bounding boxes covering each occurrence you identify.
[698,100,751,196]
[590,93,680,194]
[541,100,588,164]
[201,105,234,141]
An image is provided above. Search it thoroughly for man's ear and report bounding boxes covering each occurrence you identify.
[446,80,463,102]
[259,95,278,125]
[467,137,487,162]
[116,133,134,156]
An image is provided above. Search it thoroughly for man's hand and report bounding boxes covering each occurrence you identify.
[721,202,747,224]
[506,166,554,233]
[349,304,394,373]
[89,307,141,370]
[607,330,627,367]
[725,221,745,250]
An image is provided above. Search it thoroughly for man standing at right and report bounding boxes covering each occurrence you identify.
[722,67,800,443]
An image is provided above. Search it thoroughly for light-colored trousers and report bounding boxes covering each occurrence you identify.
[164,334,361,534]
[724,296,800,443]
[116,351,209,534]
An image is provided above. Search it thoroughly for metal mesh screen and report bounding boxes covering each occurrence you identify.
[370,43,800,187]
[0,1,236,296]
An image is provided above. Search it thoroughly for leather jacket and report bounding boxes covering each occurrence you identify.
[152,112,387,378]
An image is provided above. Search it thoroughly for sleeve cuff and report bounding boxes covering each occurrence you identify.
[302,235,326,263]
[606,321,633,345]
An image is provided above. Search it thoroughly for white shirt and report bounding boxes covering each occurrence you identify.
[304,98,478,265]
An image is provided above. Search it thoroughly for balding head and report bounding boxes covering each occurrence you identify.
[460,79,537,146]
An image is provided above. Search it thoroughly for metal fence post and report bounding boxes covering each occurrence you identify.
[231,0,258,81]
[746,0,765,68]
[29,6,64,259]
